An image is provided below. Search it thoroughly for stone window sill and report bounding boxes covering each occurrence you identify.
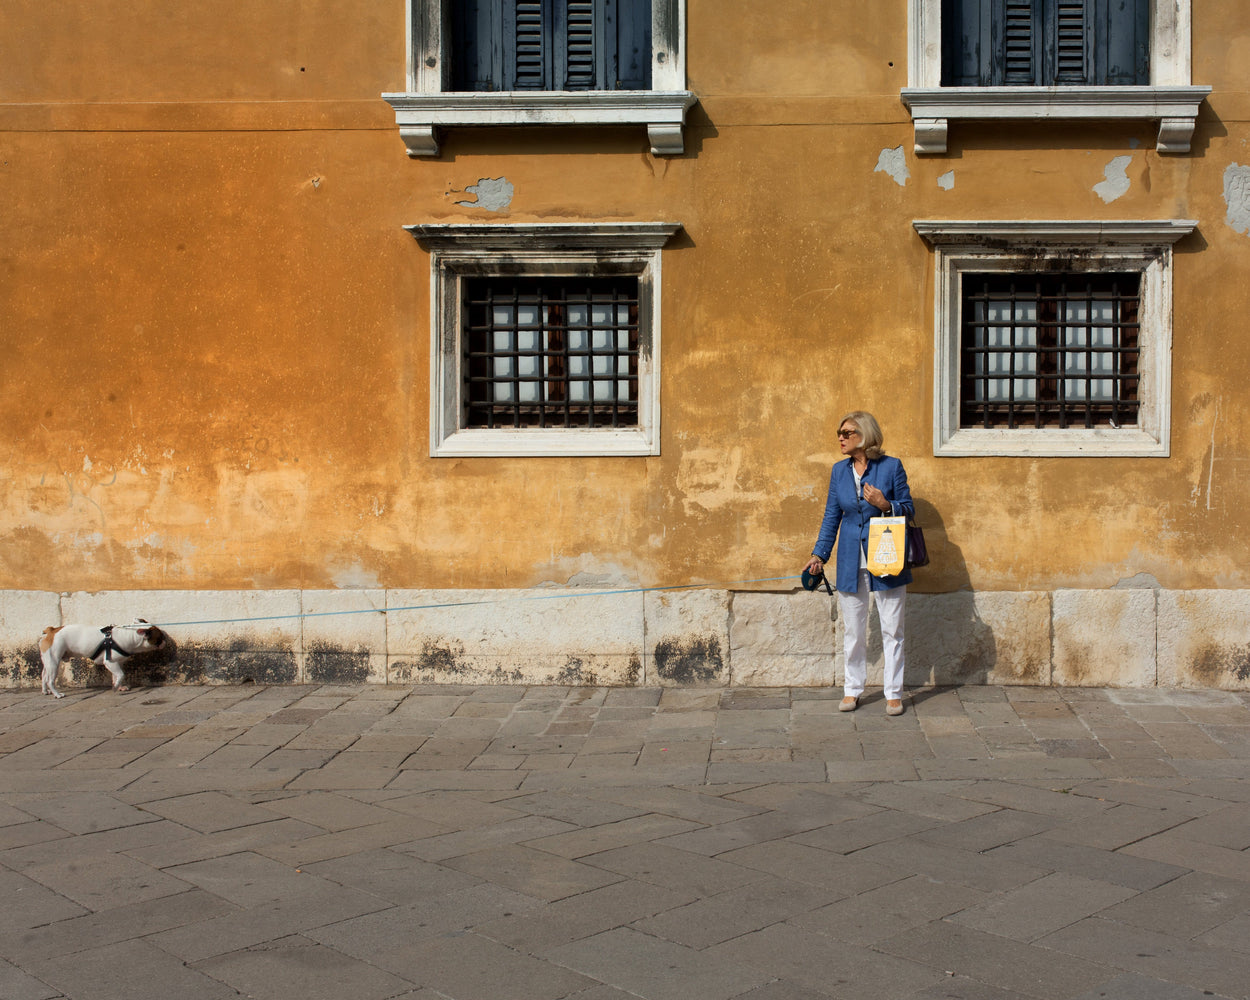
[382,91,698,157]
[900,85,1211,154]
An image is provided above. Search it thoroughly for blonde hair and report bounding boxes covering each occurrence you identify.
[839,411,885,460]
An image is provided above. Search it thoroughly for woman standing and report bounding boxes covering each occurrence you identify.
[804,411,913,716]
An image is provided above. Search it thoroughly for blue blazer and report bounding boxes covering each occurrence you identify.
[812,455,914,594]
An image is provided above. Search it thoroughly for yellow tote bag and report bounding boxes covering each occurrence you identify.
[866,516,907,576]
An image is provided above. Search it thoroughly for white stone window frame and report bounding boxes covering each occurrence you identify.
[409,223,679,458]
[382,0,695,157]
[902,0,1210,154]
[915,219,1197,458]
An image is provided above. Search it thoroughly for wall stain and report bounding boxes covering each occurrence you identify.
[555,657,598,686]
[1193,643,1250,684]
[654,636,723,684]
[169,642,298,685]
[306,641,371,684]
[416,640,469,675]
[0,646,42,688]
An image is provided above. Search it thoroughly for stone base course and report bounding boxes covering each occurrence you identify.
[3,586,1248,691]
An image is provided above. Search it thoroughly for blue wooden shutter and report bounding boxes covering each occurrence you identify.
[614,0,651,89]
[511,1,548,89]
[452,0,506,91]
[1002,0,1039,84]
[941,0,1148,87]
[941,0,996,86]
[1050,1,1089,83]
[561,1,599,89]
[1089,0,1149,85]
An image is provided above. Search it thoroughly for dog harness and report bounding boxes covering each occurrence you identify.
[89,626,130,663]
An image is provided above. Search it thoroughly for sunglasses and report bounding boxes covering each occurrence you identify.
[837,428,860,439]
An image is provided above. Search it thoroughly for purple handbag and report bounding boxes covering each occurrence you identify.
[906,521,929,568]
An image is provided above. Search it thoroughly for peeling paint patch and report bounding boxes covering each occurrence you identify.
[330,564,382,589]
[937,170,955,191]
[874,146,909,187]
[1223,163,1250,235]
[456,177,515,212]
[1094,155,1133,203]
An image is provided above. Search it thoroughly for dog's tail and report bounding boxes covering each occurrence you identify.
[38,626,62,654]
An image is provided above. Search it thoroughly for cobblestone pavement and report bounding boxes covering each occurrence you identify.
[2,683,1249,1000]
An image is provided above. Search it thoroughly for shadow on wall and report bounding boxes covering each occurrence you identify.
[910,498,1000,686]
[852,498,1000,691]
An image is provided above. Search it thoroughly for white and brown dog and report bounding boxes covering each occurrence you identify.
[39,621,167,698]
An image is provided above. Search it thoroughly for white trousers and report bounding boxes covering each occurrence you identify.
[839,569,906,700]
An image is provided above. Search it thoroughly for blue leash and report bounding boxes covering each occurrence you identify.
[129,575,801,629]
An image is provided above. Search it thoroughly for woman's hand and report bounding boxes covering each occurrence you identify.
[805,556,824,574]
[862,483,890,512]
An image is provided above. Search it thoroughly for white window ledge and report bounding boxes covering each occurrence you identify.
[933,427,1172,458]
[426,427,659,459]
[901,86,1211,155]
[912,219,1199,246]
[382,91,698,157]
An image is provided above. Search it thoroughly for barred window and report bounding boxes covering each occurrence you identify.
[961,272,1141,429]
[413,222,673,457]
[463,277,640,429]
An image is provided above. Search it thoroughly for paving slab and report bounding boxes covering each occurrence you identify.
[788,873,987,946]
[703,922,947,1000]
[879,920,1117,998]
[194,935,417,1000]
[0,956,61,1000]
[546,926,772,1000]
[24,938,239,1000]
[946,871,1137,941]
[631,875,838,948]
[1038,917,1250,998]
[390,929,598,1000]
[307,882,544,962]
[984,834,1189,890]
[12,888,236,962]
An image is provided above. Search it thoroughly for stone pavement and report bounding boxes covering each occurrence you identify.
[2,683,1249,1000]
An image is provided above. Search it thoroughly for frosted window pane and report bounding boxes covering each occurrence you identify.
[976,299,1037,402]
[1063,299,1116,399]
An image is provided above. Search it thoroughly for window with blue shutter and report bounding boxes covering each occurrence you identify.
[941,0,1149,87]
[452,0,652,92]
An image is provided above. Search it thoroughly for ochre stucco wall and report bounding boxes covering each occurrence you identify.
[2,1,1250,597]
